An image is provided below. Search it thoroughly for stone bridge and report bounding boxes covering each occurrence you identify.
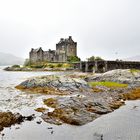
[73,60,140,73]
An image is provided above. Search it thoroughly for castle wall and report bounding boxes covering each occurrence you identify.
[37,50,44,62]
[43,51,55,62]
[29,48,44,64]
[66,43,77,57]
[29,36,77,63]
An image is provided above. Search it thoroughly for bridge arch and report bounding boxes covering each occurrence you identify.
[97,64,105,73]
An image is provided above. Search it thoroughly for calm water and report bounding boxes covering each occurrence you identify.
[0,66,140,140]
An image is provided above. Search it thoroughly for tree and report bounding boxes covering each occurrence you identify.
[87,56,95,61]
[67,56,81,63]
[88,56,104,61]
[24,59,30,66]
[95,56,103,61]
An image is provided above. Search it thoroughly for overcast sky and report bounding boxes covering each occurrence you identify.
[0,0,140,60]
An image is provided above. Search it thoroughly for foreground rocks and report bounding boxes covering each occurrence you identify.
[16,69,140,126]
[0,112,34,131]
[42,96,123,125]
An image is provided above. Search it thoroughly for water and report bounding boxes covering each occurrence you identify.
[0,66,140,140]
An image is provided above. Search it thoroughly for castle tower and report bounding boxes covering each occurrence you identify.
[29,47,44,64]
[56,36,77,62]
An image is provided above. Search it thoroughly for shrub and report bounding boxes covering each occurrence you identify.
[67,56,81,63]
[87,56,104,61]
[24,59,30,66]
[48,64,54,68]
[57,63,63,67]
[30,65,44,68]
[12,65,20,68]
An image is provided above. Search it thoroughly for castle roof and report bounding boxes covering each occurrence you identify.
[57,36,75,44]
[31,47,43,52]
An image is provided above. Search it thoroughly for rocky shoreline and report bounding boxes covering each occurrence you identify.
[15,69,140,126]
[4,66,74,72]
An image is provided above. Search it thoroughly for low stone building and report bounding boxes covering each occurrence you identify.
[29,36,77,63]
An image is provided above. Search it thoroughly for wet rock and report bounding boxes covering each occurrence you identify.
[4,66,32,71]
[42,96,113,126]
[48,127,53,129]
[16,75,91,95]
[35,107,48,113]
[0,112,35,131]
[36,120,42,124]
[24,115,35,121]
[0,112,23,131]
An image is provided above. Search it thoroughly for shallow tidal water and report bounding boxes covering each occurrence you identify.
[0,66,140,140]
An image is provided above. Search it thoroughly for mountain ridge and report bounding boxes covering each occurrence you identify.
[0,52,24,65]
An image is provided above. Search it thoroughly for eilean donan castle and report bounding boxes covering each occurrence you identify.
[29,36,77,63]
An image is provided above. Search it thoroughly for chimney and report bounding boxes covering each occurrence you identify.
[60,38,64,41]
[69,36,72,40]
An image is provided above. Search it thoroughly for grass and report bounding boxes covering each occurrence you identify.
[45,63,73,68]
[88,81,128,88]
[130,69,140,74]
[27,62,73,69]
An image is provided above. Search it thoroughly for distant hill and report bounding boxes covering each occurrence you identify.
[123,55,140,62]
[0,52,24,65]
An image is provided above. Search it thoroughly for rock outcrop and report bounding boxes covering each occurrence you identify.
[42,96,116,125]
[86,69,140,86]
[16,75,90,95]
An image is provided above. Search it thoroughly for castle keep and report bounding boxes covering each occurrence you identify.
[29,36,77,63]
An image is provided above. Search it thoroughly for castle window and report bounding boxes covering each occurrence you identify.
[62,46,64,50]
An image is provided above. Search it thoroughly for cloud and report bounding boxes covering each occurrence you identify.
[0,0,139,60]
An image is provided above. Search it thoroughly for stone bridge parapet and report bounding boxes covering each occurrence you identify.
[73,60,140,73]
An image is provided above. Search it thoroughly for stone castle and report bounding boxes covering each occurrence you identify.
[29,36,77,63]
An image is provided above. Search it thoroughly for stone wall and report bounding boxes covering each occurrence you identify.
[74,60,140,73]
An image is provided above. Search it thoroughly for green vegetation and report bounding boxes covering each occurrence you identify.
[130,69,140,74]
[11,65,20,68]
[88,81,128,88]
[23,59,73,69]
[24,59,30,66]
[44,63,72,69]
[87,56,104,61]
[67,56,81,63]
[30,65,44,68]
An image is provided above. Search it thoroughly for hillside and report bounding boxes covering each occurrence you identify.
[0,52,24,65]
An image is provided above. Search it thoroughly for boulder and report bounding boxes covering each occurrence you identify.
[42,96,113,125]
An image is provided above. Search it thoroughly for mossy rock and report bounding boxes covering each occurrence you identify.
[44,98,58,108]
